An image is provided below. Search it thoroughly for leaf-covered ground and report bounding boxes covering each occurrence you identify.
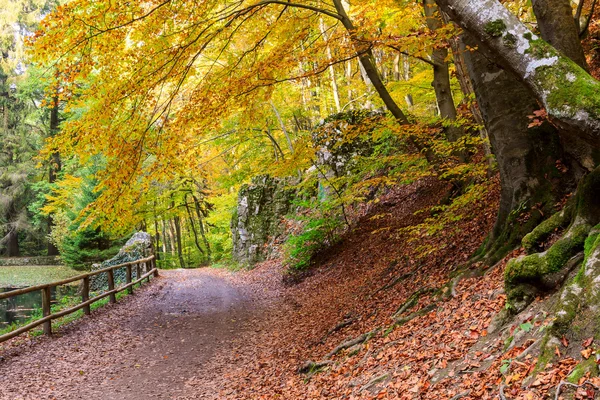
[0,266,81,287]
[0,177,596,399]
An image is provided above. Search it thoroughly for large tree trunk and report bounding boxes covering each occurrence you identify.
[462,35,583,265]
[436,0,600,148]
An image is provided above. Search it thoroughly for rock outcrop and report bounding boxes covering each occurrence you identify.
[90,232,153,291]
[231,176,294,267]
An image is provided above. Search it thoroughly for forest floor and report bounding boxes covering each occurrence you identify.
[0,178,595,399]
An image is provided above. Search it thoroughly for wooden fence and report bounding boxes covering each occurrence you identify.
[0,254,158,344]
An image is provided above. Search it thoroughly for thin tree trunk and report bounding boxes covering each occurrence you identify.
[332,0,409,124]
[47,97,61,256]
[270,101,294,152]
[184,195,205,254]
[319,18,342,113]
[192,195,211,261]
[6,229,19,257]
[423,0,466,161]
[173,214,185,268]
[447,33,494,171]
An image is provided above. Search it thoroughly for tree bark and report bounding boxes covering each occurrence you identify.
[532,0,589,71]
[192,194,211,262]
[47,98,61,256]
[6,229,19,257]
[436,0,600,149]
[462,35,582,264]
[331,0,409,124]
[423,1,459,131]
[319,18,342,113]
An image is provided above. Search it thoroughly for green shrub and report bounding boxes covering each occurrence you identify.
[284,199,343,271]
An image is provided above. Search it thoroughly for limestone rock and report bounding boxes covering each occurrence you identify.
[231,176,294,267]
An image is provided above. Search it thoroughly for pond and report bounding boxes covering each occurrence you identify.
[0,285,78,329]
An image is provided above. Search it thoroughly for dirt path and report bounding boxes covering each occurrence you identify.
[0,268,259,400]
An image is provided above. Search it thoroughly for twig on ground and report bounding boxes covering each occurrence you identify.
[499,383,507,400]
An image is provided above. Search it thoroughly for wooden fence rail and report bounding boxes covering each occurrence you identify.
[0,254,158,344]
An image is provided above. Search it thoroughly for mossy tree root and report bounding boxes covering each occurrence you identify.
[504,167,600,313]
[521,202,574,254]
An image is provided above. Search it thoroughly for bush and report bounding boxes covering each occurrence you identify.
[283,199,343,271]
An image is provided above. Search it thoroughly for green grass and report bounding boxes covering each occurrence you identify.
[0,265,81,287]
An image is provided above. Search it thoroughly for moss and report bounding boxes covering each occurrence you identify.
[533,334,554,375]
[484,19,507,37]
[524,38,552,59]
[507,224,590,281]
[522,206,572,254]
[505,223,590,309]
[532,56,600,120]
[503,33,517,48]
[523,32,533,41]
[567,358,598,383]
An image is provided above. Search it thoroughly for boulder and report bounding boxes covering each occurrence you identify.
[90,232,153,291]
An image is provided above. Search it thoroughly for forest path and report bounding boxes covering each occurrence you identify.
[0,268,260,400]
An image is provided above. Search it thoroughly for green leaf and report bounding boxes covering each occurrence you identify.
[519,322,533,332]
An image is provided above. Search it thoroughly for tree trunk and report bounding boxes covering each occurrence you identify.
[423,1,459,129]
[6,229,19,257]
[319,18,342,113]
[270,102,294,152]
[435,0,600,149]
[448,34,494,171]
[47,98,61,256]
[532,0,589,71]
[423,0,467,163]
[173,213,185,268]
[192,194,211,262]
[331,0,409,124]
[184,195,205,255]
[462,35,583,265]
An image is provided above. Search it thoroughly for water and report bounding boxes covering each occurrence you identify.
[0,286,78,329]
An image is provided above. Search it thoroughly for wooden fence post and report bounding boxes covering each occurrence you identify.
[42,287,52,336]
[126,264,133,294]
[82,277,91,315]
[153,256,159,277]
[136,263,142,284]
[107,269,116,304]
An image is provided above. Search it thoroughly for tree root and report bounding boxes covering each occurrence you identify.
[450,391,471,400]
[298,360,333,374]
[359,372,389,393]
[325,328,380,359]
[505,167,600,313]
[319,314,359,344]
[394,304,437,325]
[554,380,600,400]
[392,287,436,319]
[370,267,419,299]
